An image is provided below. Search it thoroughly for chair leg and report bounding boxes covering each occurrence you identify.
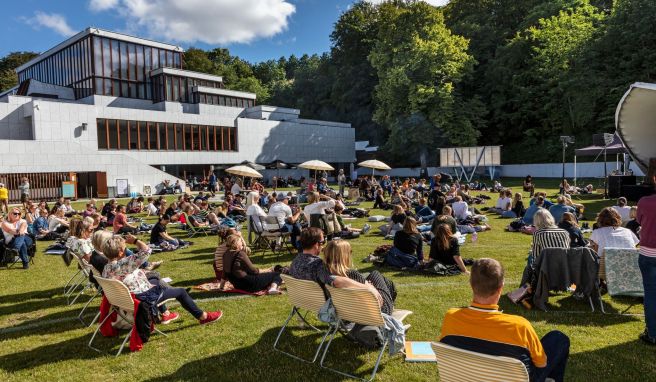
[63,268,82,294]
[274,307,330,363]
[79,288,101,326]
[69,281,92,306]
[88,308,114,354]
[320,322,388,382]
[116,329,132,357]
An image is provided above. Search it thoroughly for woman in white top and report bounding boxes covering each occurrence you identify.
[303,191,336,222]
[48,208,69,233]
[611,197,632,223]
[246,192,267,232]
[231,179,243,196]
[1,207,32,268]
[490,190,511,214]
[590,207,639,278]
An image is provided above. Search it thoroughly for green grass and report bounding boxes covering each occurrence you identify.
[0,178,651,381]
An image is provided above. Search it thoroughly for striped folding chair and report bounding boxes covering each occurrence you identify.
[431,341,530,382]
[320,285,412,381]
[88,276,169,357]
[273,274,331,363]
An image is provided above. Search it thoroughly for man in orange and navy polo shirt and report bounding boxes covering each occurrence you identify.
[439,258,570,382]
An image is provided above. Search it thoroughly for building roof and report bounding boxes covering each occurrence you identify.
[16,27,184,73]
[150,68,223,83]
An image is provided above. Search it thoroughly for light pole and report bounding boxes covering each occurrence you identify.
[560,136,575,195]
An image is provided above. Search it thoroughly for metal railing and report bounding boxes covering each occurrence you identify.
[0,172,72,204]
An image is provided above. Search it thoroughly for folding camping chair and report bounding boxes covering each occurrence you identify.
[320,285,412,381]
[257,215,294,256]
[181,212,214,238]
[88,276,170,357]
[430,341,530,382]
[0,238,35,268]
[604,247,643,298]
[273,274,331,363]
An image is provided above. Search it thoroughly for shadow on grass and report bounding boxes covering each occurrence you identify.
[568,339,656,379]
[145,326,391,382]
[0,295,71,316]
[0,286,64,304]
[0,334,104,372]
[0,306,99,342]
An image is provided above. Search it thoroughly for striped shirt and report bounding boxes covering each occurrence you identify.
[531,227,570,258]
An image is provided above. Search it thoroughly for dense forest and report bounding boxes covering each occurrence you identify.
[2,0,655,165]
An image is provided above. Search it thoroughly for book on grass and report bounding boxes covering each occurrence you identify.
[404,341,437,362]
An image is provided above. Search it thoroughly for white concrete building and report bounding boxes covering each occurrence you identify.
[0,27,355,200]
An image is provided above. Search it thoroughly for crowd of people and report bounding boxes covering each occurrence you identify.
[3,169,655,381]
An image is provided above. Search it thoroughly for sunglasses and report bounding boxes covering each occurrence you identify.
[318,239,326,245]
[12,212,20,216]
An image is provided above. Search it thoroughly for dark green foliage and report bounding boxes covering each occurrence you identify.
[0,52,38,92]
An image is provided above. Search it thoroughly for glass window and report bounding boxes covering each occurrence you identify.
[139,121,148,149]
[229,127,235,150]
[190,125,198,150]
[97,119,107,149]
[184,124,192,150]
[108,120,118,149]
[221,127,228,150]
[158,123,167,150]
[166,76,172,101]
[102,37,110,78]
[174,76,181,101]
[180,77,187,102]
[118,119,128,149]
[129,121,138,149]
[121,81,128,98]
[110,39,119,79]
[136,45,144,82]
[152,48,159,70]
[174,52,181,68]
[167,123,175,150]
[199,126,207,150]
[147,122,157,149]
[159,50,166,68]
[120,41,128,80]
[175,124,183,150]
[128,43,136,81]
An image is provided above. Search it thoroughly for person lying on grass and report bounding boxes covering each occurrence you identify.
[102,234,222,325]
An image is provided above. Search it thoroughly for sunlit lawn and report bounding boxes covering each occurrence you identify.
[0,178,651,381]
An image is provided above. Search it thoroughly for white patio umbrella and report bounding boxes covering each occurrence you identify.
[226,165,263,178]
[358,159,391,177]
[298,160,334,182]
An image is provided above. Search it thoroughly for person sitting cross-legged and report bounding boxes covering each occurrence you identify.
[414,198,436,223]
[439,258,570,382]
[150,214,187,250]
[102,234,222,325]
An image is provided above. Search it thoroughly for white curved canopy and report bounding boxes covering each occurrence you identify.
[298,160,334,171]
[358,159,392,171]
[616,82,656,173]
[226,165,262,178]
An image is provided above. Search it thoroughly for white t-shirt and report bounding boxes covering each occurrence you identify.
[612,205,631,223]
[231,183,242,195]
[146,203,158,215]
[495,197,511,210]
[406,189,417,199]
[303,200,336,222]
[246,204,267,232]
[590,226,639,257]
[48,216,65,232]
[452,201,470,221]
[268,202,292,226]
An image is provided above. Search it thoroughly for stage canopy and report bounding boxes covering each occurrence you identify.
[616,82,656,173]
[574,133,628,157]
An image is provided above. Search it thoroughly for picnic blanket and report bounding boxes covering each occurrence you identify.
[193,281,269,296]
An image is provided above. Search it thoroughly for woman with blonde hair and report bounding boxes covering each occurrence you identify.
[323,240,396,314]
[303,191,335,222]
[222,233,281,294]
[502,192,525,218]
[528,209,570,265]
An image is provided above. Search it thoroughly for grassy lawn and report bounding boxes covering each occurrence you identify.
[0,178,651,381]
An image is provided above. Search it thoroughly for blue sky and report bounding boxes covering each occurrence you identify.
[0,0,447,64]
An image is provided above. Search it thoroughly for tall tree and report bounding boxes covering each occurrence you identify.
[0,52,39,92]
[369,1,481,166]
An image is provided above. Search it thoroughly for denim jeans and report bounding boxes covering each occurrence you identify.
[501,210,518,218]
[10,234,33,267]
[283,223,301,249]
[137,284,204,319]
[532,330,570,382]
[639,255,656,337]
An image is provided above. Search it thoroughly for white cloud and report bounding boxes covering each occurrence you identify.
[89,0,119,12]
[91,0,296,45]
[364,0,449,6]
[27,11,76,37]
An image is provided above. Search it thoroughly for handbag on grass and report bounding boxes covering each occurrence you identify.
[507,284,531,304]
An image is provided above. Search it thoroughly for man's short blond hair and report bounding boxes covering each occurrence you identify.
[470,258,505,298]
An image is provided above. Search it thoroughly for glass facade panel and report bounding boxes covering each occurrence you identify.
[118,119,128,149]
[129,121,138,149]
[148,122,157,149]
[166,123,175,150]
[97,119,107,149]
[108,120,119,149]
[184,124,192,150]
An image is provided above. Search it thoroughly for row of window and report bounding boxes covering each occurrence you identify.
[152,74,223,104]
[96,119,237,151]
[92,36,182,100]
[18,36,94,89]
[195,93,255,108]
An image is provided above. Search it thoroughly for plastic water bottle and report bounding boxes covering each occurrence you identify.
[471,231,478,243]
